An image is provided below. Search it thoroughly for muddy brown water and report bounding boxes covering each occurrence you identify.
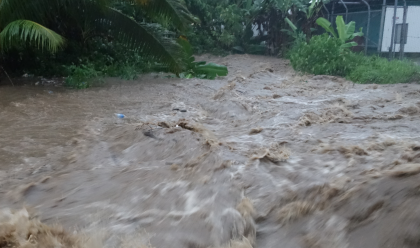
[1,55,420,248]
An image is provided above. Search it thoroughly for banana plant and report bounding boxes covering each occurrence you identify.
[282,17,307,44]
[316,15,363,48]
[282,0,323,44]
[306,0,322,19]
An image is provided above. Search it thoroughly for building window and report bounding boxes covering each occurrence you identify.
[395,23,408,44]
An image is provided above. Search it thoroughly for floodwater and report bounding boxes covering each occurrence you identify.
[1,55,420,248]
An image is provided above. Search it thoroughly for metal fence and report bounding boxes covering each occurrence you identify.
[325,4,420,61]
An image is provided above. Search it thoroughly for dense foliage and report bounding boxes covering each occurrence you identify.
[0,0,197,73]
[184,0,325,55]
[290,19,420,84]
[1,0,417,86]
[1,0,327,86]
[0,0,229,87]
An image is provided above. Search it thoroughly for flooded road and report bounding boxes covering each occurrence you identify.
[1,55,420,248]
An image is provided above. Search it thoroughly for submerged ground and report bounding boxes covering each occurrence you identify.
[1,55,420,248]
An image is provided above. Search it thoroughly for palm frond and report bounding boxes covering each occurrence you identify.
[101,8,186,72]
[133,0,198,31]
[0,20,65,52]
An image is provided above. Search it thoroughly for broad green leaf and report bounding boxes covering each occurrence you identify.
[341,41,358,48]
[316,17,337,38]
[335,16,346,43]
[344,21,356,40]
[194,63,228,79]
[349,28,364,40]
[285,17,297,32]
[307,0,317,18]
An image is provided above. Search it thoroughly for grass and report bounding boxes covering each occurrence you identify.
[289,34,420,84]
[347,55,420,84]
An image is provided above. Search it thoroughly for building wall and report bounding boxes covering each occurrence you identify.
[381,6,420,53]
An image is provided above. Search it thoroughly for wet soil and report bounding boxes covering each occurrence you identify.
[1,54,420,248]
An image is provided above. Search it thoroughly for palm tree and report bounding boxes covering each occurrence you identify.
[0,0,196,73]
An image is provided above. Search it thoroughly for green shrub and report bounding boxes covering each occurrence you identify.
[64,63,102,89]
[316,16,363,49]
[290,34,358,76]
[290,33,420,84]
[347,56,420,84]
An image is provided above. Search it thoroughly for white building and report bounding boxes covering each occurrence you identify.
[381,6,420,53]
